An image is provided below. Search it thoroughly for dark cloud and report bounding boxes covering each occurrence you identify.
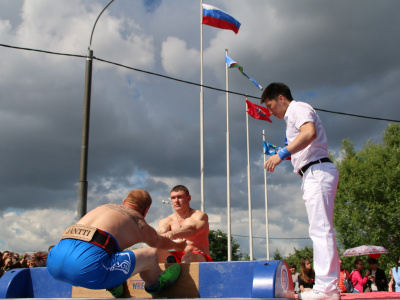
[0,0,399,258]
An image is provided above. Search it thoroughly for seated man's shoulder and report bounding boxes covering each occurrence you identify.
[192,209,208,220]
[160,214,174,223]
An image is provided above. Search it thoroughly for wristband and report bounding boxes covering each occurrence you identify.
[278,147,291,160]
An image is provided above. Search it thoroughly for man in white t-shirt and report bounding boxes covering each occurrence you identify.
[261,83,340,300]
[367,257,387,292]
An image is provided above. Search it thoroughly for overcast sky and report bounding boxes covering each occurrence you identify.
[0,0,399,259]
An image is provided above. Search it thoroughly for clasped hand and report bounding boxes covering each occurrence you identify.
[264,154,282,172]
[173,239,187,251]
[160,231,187,251]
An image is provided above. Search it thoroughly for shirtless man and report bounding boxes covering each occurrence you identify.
[157,185,212,263]
[47,189,186,298]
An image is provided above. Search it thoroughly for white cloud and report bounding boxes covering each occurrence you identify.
[0,209,75,254]
[161,36,199,78]
[5,0,155,71]
[0,19,12,38]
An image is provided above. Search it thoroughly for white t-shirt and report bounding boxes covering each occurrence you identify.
[284,100,329,173]
[371,270,378,291]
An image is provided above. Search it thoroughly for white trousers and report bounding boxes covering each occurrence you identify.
[301,162,340,293]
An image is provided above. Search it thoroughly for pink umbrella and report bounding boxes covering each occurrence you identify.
[342,245,390,258]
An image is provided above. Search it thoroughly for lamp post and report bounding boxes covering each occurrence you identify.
[77,0,115,220]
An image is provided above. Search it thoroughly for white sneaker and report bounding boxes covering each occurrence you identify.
[298,289,341,300]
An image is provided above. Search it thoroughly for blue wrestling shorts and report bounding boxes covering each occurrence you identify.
[47,236,136,290]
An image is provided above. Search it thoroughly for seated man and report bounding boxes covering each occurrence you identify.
[157,185,212,263]
[47,189,186,298]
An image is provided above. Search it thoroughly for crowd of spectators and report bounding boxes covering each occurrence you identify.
[0,246,53,278]
[338,257,391,293]
[290,256,399,294]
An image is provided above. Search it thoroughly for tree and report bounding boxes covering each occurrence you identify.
[208,229,242,261]
[333,123,400,272]
[273,248,284,260]
[240,252,252,261]
[284,246,314,271]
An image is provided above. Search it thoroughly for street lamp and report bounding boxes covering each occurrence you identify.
[77,0,115,220]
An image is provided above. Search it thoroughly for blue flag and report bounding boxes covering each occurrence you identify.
[263,141,281,156]
[225,54,263,90]
[263,141,291,160]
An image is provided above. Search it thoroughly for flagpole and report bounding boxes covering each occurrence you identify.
[225,48,232,262]
[200,0,205,212]
[263,130,270,260]
[246,99,254,260]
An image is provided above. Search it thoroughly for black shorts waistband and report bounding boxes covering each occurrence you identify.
[298,157,333,177]
[89,229,117,255]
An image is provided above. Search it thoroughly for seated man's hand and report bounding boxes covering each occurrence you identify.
[173,239,187,251]
[160,231,174,240]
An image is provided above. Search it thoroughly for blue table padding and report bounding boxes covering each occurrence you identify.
[0,262,293,299]
[199,261,259,298]
[252,261,279,298]
[30,267,72,297]
[0,268,31,298]
[0,267,72,298]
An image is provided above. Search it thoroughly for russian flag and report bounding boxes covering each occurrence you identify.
[202,4,241,34]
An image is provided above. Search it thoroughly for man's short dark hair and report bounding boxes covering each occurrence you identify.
[368,257,378,265]
[261,82,294,104]
[170,185,190,196]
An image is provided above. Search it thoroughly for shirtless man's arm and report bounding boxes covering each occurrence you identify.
[159,211,208,240]
[157,217,172,235]
[141,219,186,251]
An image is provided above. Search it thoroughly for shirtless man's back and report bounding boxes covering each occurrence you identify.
[77,203,158,251]
[47,189,185,298]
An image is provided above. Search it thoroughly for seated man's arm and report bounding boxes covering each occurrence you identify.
[141,220,186,250]
[162,212,208,240]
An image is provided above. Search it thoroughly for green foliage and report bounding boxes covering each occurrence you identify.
[334,123,400,274]
[208,229,242,261]
[339,256,358,275]
[241,252,251,261]
[284,246,314,271]
[270,246,314,274]
[273,248,284,260]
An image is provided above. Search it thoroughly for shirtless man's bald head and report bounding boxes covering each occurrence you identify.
[123,189,152,216]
